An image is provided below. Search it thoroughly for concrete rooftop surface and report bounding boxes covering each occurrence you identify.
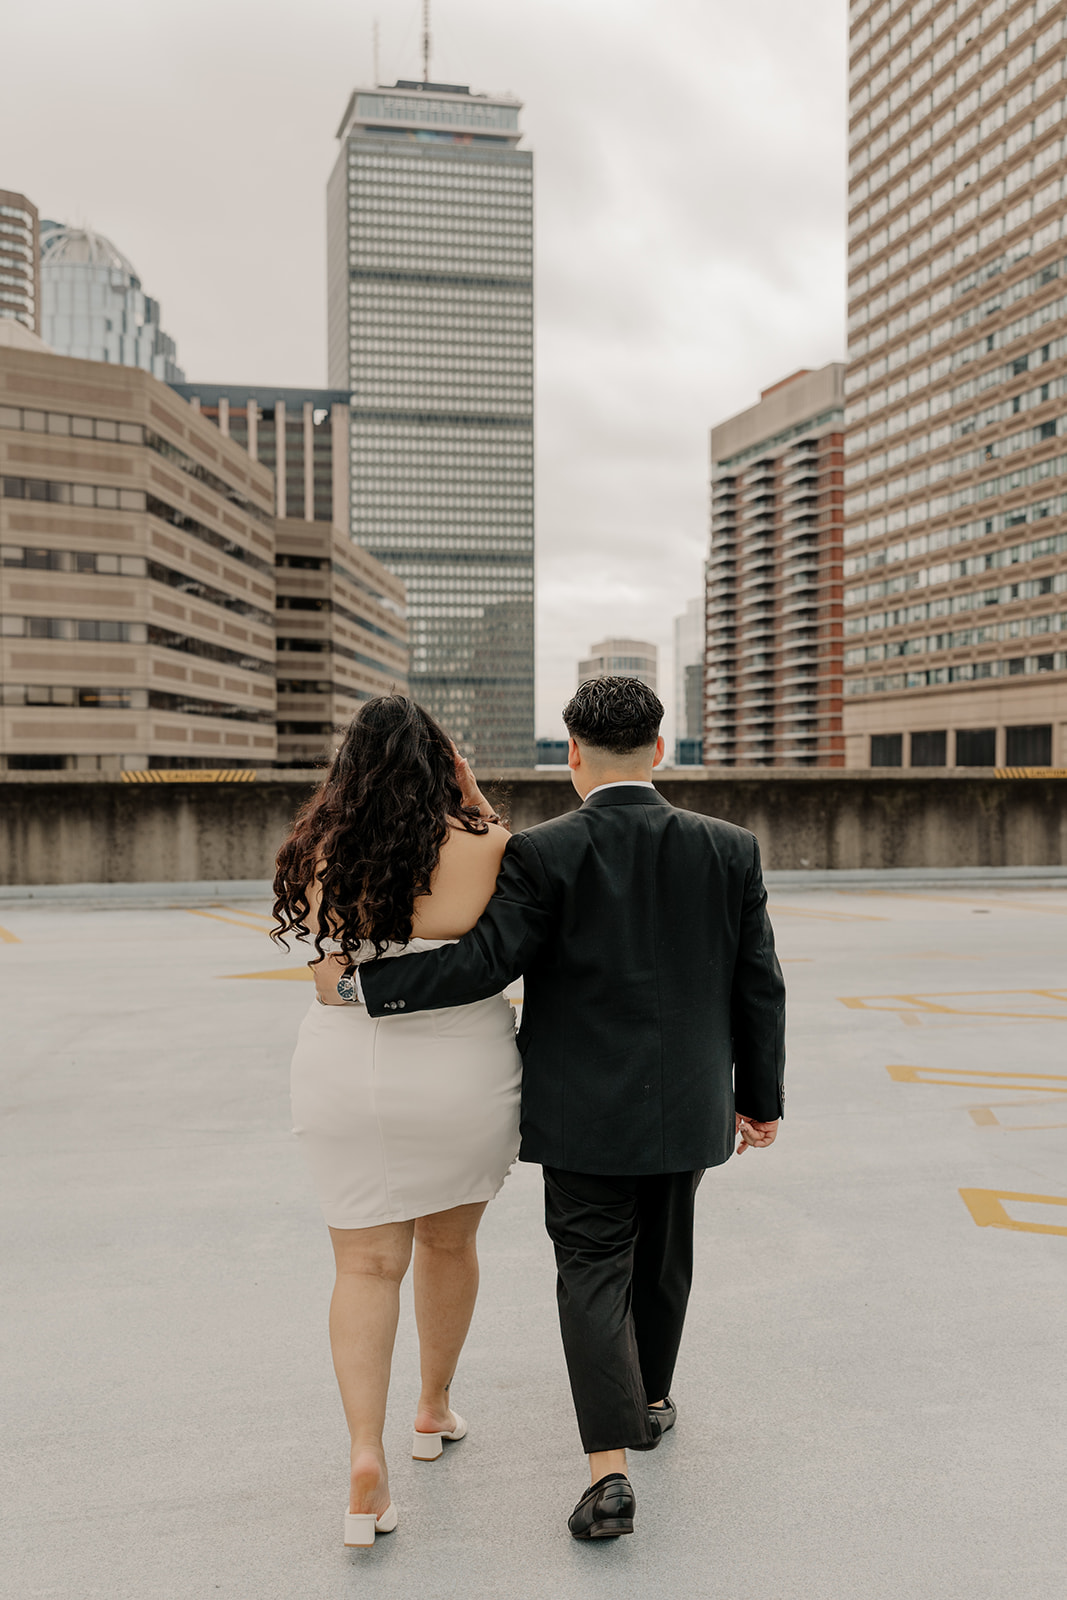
[2,879,1066,1600]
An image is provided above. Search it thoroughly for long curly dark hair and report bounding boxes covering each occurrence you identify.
[271,695,488,963]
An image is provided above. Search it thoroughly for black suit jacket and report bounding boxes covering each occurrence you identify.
[359,786,786,1176]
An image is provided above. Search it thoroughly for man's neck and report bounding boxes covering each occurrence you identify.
[579,774,655,801]
[586,772,653,788]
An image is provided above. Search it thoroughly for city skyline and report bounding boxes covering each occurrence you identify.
[0,0,847,743]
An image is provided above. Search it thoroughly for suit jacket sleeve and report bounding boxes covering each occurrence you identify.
[358,831,556,1017]
[731,835,786,1122]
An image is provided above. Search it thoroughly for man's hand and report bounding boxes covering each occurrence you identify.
[735,1114,779,1155]
[311,952,356,1006]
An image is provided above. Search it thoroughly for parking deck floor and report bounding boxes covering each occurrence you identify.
[2,880,1065,1599]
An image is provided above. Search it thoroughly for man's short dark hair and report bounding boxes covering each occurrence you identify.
[562,677,664,757]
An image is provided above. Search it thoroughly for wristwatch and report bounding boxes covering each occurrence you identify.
[336,963,360,1004]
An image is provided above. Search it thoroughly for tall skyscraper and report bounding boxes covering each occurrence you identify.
[172,382,409,767]
[327,78,534,767]
[844,0,1067,770]
[705,366,846,767]
[578,639,659,690]
[40,224,184,382]
[0,190,40,336]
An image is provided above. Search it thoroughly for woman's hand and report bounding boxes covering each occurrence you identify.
[452,742,491,815]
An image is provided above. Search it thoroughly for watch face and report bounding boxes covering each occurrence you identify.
[336,975,357,1004]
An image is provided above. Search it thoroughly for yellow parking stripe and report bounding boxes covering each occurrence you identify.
[181,908,270,934]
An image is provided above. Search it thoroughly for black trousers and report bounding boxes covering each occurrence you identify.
[542,1166,704,1454]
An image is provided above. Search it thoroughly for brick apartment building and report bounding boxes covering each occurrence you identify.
[705,365,846,766]
[845,0,1067,769]
[1,345,277,770]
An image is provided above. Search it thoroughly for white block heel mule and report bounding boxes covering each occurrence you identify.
[411,1411,468,1461]
[344,1503,398,1547]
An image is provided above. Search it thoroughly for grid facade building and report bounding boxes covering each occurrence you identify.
[705,367,846,767]
[1,347,276,770]
[844,0,1067,769]
[173,383,409,767]
[0,190,40,335]
[327,80,534,766]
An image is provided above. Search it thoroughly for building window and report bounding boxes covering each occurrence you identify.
[871,732,903,767]
[6,754,68,771]
[955,728,996,767]
[1004,724,1052,766]
[910,730,947,767]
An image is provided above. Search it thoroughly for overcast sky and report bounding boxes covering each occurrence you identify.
[4,0,847,742]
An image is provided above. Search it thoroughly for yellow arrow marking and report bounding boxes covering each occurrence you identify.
[0,924,21,944]
[959,1188,1067,1236]
[885,1064,1067,1093]
[841,989,1067,1022]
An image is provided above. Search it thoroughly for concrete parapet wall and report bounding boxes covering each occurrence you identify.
[0,768,1064,884]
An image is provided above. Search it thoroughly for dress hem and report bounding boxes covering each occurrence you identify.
[319,1182,510,1231]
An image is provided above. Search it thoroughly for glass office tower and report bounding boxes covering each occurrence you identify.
[39,224,184,382]
[327,80,534,766]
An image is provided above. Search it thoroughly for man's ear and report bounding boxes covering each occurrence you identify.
[567,737,581,772]
[652,734,665,769]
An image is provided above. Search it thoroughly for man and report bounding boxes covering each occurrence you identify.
[314,677,785,1538]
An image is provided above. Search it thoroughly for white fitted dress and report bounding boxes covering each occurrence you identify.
[290,938,521,1229]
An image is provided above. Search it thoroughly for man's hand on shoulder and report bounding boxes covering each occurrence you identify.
[735,1114,779,1155]
[312,953,361,1006]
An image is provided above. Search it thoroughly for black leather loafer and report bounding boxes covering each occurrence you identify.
[649,1395,676,1435]
[628,1411,662,1451]
[568,1473,636,1539]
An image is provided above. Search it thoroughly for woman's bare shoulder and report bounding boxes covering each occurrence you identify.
[443,819,510,857]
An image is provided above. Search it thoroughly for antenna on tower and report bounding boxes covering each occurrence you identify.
[421,0,431,83]
[373,17,380,84]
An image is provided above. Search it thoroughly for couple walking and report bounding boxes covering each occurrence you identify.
[272,676,785,1547]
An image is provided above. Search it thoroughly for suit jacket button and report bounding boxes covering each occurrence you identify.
[397,1000,405,1009]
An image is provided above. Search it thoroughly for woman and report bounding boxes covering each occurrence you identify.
[272,696,521,1548]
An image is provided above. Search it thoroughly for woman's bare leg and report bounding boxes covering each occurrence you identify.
[328,1220,414,1514]
[412,1201,488,1433]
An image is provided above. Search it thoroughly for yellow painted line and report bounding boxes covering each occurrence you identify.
[967,1105,1067,1130]
[222,967,313,981]
[969,1107,1000,1126]
[770,905,889,922]
[886,1064,1067,1093]
[0,924,21,944]
[960,1188,1067,1236]
[841,988,1067,1022]
[861,890,1067,916]
[181,908,270,934]
[213,904,275,922]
